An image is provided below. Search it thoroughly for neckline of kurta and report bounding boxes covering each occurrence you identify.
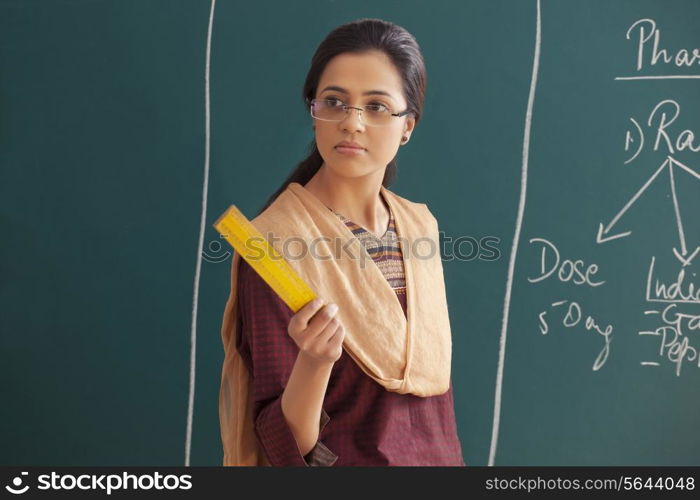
[329,206,393,241]
[322,192,393,241]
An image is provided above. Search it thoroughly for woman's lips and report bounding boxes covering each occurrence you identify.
[335,146,366,155]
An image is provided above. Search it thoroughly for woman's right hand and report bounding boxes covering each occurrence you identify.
[287,298,345,364]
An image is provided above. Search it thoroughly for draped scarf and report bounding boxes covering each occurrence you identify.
[219,181,453,465]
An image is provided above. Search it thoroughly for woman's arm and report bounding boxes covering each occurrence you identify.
[281,352,334,455]
[282,298,345,456]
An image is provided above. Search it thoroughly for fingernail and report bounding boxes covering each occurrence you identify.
[328,304,339,316]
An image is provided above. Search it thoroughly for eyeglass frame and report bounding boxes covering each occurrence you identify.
[307,97,412,126]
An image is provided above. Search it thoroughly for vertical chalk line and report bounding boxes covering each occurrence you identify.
[185,0,217,467]
[488,0,541,466]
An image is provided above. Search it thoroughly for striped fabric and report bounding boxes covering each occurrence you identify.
[330,206,407,296]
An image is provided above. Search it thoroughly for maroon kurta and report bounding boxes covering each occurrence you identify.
[234,202,465,466]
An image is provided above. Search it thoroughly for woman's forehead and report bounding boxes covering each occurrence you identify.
[318,52,403,101]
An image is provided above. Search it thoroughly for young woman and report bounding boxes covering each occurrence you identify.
[219,18,464,466]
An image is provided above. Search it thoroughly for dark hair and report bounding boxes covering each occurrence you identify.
[256,18,427,216]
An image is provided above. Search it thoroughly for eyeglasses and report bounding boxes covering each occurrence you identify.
[309,98,411,127]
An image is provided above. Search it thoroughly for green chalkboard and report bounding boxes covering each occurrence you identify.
[1,0,698,467]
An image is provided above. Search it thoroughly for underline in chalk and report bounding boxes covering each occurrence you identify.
[615,75,700,80]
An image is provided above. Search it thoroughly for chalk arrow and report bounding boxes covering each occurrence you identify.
[596,223,631,244]
[596,158,669,245]
[598,156,699,256]
[668,156,700,266]
[673,246,700,267]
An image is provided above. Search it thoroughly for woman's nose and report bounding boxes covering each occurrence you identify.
[339,106,365,132]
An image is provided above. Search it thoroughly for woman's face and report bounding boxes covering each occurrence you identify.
[312,50,416,180]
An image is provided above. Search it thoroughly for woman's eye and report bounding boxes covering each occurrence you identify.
[325,98,344,107]
[367,103,389,113]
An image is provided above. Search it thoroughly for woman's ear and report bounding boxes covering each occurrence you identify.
[403,115,416,139]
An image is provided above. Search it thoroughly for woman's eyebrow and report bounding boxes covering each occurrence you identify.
[320,85,395,100]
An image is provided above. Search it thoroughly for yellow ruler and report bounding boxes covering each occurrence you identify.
[213,205,319,313]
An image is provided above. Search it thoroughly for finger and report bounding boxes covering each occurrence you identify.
[300,318,337,356]
[295,298,326,327]
[327,324,345,346]
[308,303,339,333]
[317,317,340,342]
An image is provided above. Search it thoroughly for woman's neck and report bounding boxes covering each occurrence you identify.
[303,164,390,237]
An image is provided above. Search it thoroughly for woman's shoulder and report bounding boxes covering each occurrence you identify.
[382,187,437,228]
[382,185,428,210]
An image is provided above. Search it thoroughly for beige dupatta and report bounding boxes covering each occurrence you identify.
[219,181,453,466]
